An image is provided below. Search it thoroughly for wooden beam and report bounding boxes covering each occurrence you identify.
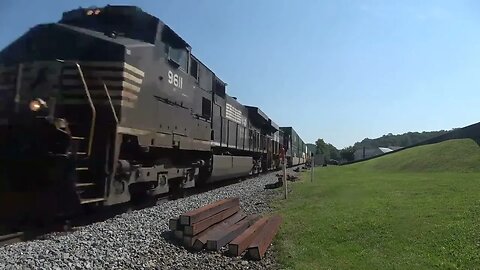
[183,235,195,249]
[180,197,239,225]
[228,217,268,256]
[186,211,247,250]
[174,229,183,240]
[184,204,240,236]
[206,215,260,251]
[247,215,283,260]
[169,218,181,231]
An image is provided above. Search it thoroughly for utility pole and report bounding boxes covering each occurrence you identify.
[281,147,287,200]
[311,152,314,182]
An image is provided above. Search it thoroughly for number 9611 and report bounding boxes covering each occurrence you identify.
[167,70,183,89]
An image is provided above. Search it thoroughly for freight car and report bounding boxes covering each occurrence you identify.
[280,127,307,167]
[0,5,306,221]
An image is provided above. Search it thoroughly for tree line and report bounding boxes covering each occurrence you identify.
[311,130,451,162]
[353,130,451,149]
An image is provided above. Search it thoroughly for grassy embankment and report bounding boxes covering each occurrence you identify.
[275,139,480,269]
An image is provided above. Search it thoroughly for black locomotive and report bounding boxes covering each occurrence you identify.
[0,6,308,221]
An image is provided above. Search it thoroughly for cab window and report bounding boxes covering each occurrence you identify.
[162,27,188,71]
[190,58,199,80]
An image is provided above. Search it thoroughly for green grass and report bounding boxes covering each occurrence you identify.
[275,139,480,269]
[358,139,480,173]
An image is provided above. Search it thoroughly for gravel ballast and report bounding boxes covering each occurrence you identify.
[0,170,296,270]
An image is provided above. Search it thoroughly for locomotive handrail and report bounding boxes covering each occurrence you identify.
[74,63,96,157]
[101,81,119,124]
[13,63,23,113]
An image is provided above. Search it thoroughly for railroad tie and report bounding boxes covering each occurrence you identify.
[247,215,282,260]
[228,217,269,256]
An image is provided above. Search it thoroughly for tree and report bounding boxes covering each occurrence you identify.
[328,144,340,161]
[353,130,449,149]
[315,138,340,161]
[340,146,355,162]
[315,139,329,156]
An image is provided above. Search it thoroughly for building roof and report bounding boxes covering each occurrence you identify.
[378,147,393,153]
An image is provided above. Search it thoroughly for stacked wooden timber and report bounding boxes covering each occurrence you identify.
[228,215,282,260]
[168,197,282,260]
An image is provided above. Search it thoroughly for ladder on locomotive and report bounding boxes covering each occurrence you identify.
[59,62,116,206]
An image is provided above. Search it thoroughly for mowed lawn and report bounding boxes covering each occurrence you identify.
[275,139,480,269]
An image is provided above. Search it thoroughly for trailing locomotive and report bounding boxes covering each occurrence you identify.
[0,5,308,220]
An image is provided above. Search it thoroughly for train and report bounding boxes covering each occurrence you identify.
[0,5,309,222]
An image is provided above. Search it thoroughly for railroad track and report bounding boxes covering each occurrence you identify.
[0,165,305,248]
[0,232,24,247]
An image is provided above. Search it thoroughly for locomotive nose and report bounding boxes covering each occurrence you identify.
[0,115,78,227]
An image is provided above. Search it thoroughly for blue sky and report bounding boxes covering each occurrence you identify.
[1,0,479,148]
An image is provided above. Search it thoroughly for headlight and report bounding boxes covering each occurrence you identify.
[29,98,47,112]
